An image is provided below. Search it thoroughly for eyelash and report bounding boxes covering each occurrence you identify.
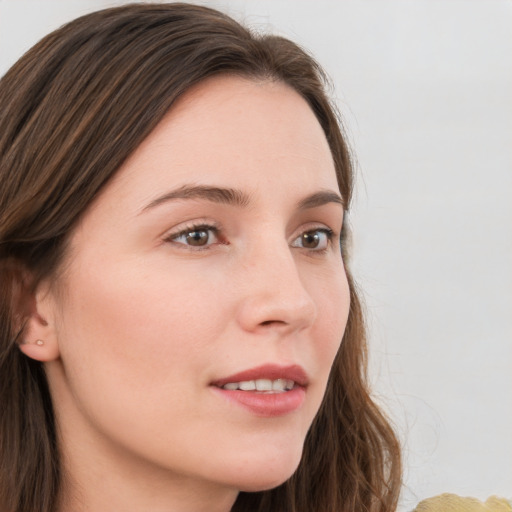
[163,222,224,250]
[164,222,337,253]
[290,228,334,253]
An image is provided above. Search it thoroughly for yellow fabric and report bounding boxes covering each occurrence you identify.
[413,494,512,512]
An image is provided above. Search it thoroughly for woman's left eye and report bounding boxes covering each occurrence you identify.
[291,228,333,251]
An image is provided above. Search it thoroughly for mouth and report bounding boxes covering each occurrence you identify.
[210,364,308,417]
[220,378,296,393]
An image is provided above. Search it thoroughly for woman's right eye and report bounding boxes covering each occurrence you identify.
[166,224,221,248]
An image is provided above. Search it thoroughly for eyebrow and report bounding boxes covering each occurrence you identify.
[297,190,344,210]
[141,184,250,212]
[140,184,344,213]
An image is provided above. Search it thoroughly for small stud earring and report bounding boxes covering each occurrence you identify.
[35,340,44,346]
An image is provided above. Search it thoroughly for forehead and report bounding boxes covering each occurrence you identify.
[93,75,339,214]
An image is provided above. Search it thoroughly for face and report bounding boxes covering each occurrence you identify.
[41,76,350,494]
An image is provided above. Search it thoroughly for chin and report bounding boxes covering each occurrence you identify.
[226,449,303,493]
[237,475,293,493]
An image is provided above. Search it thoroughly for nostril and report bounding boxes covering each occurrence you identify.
[260,320,283,327]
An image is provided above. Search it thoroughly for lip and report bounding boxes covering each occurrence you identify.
[210,364,308,417]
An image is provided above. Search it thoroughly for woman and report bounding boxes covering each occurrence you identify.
[0,3,401,511]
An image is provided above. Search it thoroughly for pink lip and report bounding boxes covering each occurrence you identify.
[210,364,308,417]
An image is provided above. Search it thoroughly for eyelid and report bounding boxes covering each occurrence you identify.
[290,225,337,252]
[291,221,339,239]
[163,220,224,249]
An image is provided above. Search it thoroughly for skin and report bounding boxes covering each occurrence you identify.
[22,75,350,512]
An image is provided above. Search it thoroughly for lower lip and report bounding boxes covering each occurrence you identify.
[211,387,306,417]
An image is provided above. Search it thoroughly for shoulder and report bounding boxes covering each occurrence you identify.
[412,493,512,512]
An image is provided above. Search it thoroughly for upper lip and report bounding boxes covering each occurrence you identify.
[211,364,309,388]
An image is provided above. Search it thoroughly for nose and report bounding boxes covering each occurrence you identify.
[235,240,317,335]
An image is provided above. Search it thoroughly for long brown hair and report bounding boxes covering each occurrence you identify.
[0,3,401,511]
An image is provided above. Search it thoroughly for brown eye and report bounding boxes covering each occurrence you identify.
[291,229,331,251]
[301,232,320,249]
[169,225,219,248]
[186,230,209,246]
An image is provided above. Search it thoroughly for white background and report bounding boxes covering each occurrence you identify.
[1,1,510,509]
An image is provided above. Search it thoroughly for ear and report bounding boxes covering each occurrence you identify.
[18,279,60,362]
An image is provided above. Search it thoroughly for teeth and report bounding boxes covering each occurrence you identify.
[272,378,287,391]
[255,379,272,391]
[222,378,296,392]
[239,380,256,391]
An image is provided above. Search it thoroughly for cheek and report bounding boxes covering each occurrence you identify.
[310,266,350,361]
[54,257,226,409]
[298,265,350,420]
[50,258,235,470]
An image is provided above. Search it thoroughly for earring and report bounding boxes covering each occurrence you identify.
[20,339,44,346]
